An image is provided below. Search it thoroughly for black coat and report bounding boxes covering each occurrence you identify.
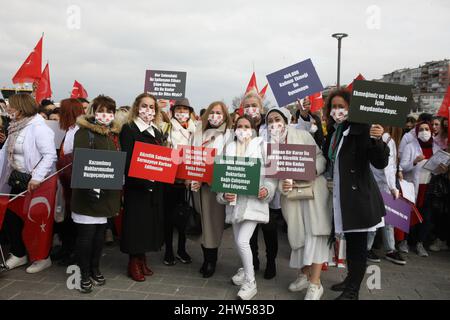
[324,122,390,231]
[119,121,165,254]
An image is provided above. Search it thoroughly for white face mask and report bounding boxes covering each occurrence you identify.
[244,107,260,119]
[310,124,318,134]
[268,122,286,138]
[330,108,348,124]
[208,113,223,127]
[235,128,253,142]
[95,112,114,126]
[174,112,190,123]
[418,130,432,142]
[138,107,155,124]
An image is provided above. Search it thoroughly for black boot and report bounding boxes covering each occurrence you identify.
[331,260,351,292]
[199,245,207,274]
[335,260,366,299]
[202,247,217,278]
[335,285,359,300]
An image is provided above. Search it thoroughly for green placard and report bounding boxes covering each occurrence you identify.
[211,156,261,196]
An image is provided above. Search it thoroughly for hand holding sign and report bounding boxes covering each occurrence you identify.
[369,124,384,139]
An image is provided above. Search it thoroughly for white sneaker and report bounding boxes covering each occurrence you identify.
[304,282,324,300]
[231,268,246,286]
[429,239,449,252]
[416,242,429,257]
[5,254,28,270]
[398,240,409,254]
[26,257,52,273]
[237,279,257,300]
[288,274,309,292]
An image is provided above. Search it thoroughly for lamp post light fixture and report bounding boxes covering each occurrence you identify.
[331,33,348,88]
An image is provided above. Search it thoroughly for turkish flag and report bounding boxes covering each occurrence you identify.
[0,194,26,231]
[346,73,366,92]
[259,83,269,99]
[437,85,450,119]
[0,196,9,230]
[12,35,43,84]
[5,175,57,262]
[309,92,324,113]
[70,80,88,99]
[238,72,259,115]
[35,63,52,104]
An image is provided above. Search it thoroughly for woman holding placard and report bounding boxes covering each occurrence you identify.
[216,115,276,300]
[119,93,166,282]
[242,92,280,279]
[266,107,331,300]
[191,101,233,278]
[323,89,389,300]
[164,98,197,266]
[71,95,122,293]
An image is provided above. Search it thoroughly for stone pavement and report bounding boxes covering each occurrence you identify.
[1,227,450,300]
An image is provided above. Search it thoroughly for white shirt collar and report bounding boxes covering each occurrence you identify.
[134,117,158,136]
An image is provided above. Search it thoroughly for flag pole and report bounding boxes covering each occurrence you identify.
[8,164,72,203]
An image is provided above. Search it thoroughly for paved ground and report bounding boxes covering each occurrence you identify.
[1,227,450,300]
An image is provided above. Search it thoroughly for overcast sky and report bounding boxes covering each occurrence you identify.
[1,0,449,111]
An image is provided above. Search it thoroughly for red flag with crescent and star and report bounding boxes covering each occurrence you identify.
[70,80,88,99]
[0,175,58,262]
[12,35,43,84]
[35,63,52,104]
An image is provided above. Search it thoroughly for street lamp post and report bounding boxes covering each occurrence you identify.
[332,33,348,88]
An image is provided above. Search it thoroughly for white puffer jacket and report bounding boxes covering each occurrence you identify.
[216,136,276,224]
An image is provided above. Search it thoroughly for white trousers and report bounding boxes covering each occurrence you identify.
[232,220,258,282]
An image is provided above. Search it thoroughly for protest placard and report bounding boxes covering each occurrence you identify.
[71,148,126,190]
[144,70,186,99]
[128,141,179,184]
[211,156,261,196]
[348,80,413,127]
[381,191,412,233]
[175,146,216,183]
[266,59,324,107]
[265,144,316,181]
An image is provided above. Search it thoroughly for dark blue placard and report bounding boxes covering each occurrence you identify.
[266,59,324,107]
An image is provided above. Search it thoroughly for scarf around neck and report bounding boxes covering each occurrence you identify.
[7,115,34,170]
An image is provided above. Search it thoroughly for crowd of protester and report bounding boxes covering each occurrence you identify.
[0,90,448,300]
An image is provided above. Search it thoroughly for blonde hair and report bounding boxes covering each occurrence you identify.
[128,93,163,126]
[242,91,263,112]
[8,93,38,118]
[201,101,232,132]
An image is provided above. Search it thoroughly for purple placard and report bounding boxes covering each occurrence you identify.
[266,59,324,107]
[381,191,412,233]
[265,144,316,181]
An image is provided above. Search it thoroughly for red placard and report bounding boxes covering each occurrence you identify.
[128,142,179,184]
[175,146,216,183]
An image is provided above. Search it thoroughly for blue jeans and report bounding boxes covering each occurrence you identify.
[367,225,396,253]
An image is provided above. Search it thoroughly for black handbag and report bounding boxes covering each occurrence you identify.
[171,190,202,236]
[7,157,43,192]
[7,170,32,192]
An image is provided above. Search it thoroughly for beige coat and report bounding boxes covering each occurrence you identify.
[191,122,232,248]
[278,127,332,250]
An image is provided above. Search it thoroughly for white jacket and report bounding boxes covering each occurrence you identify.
[168,118,196,149]
[278,127,331,250]
[0,114,57,193]
[371,133,398,194]
[217,136,276,224]
[400,138,440,199]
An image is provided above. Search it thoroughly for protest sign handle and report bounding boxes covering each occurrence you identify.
[8,163,72,203]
